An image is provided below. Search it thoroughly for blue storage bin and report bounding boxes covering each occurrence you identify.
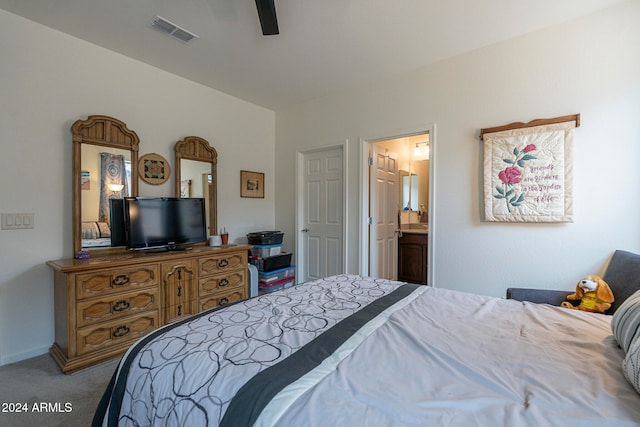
[258,265,296,284]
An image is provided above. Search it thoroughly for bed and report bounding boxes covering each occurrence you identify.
[93,274,640,426]
[81,221,112,247]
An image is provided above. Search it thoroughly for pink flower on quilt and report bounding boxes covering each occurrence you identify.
[494,143,536,212]
[498,166,521,184]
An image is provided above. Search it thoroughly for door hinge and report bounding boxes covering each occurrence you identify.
[368,157,373,166]
[367,217,373,225]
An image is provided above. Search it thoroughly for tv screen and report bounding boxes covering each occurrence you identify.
[124,197,207,250]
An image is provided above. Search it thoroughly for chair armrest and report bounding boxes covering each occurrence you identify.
[506,288,575,307]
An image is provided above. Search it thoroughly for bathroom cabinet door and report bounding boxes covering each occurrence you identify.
[397,233,427,285]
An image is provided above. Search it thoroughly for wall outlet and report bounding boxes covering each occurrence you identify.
[1,213,35,230]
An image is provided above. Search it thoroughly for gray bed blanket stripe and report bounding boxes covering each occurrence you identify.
[220,283,421,426]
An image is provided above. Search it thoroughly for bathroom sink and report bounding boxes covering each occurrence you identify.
[401,223,428,233]
[407,223,427,229]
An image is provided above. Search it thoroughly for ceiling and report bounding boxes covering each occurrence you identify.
[0,0,626,110]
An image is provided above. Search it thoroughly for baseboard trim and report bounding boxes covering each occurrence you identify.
[0,345,50,366]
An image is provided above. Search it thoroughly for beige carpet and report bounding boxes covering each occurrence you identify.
[0,353,118,427]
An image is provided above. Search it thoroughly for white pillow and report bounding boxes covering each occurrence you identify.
[611,289,640,353]
[623,336,640,394]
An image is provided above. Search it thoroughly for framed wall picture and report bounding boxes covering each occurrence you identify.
[138,153,170,185]
[240,170,264,198]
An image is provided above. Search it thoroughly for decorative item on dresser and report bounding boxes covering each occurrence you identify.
[47,245,250,373]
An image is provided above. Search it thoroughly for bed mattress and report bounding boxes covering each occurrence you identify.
[94,275,640,426]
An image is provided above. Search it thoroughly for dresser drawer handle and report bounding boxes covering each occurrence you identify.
[112,300,130,312]
[219,278,229,287]
[219,297,229,305]
[113,325,130,338]
[112,275,130,286]
[218,259,229,268]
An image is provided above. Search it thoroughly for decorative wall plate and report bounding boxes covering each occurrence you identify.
[139,153,170,185]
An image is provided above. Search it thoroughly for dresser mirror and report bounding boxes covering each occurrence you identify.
[71,115,140,254]
[174,136,218,237]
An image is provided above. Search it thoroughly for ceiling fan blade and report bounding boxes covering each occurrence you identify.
[255,0,279,35]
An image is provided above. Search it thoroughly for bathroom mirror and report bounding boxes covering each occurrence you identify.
[400,158,430,214]
[174,136,218,236]
[401,172,419,211]
[72,115,139,254]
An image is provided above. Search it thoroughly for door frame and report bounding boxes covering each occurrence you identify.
[295,141,349,282]
[359,124,436,285]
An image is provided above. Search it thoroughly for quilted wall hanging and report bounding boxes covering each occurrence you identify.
[480,114,580,223]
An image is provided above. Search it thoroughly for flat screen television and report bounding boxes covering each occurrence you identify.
[124,197,207,251]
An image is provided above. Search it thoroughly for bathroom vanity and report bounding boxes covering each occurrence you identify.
[397,225,428,285]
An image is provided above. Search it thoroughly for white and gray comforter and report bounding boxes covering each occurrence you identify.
[94,275,640,426]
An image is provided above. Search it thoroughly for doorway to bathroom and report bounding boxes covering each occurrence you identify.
[359,126,435,284]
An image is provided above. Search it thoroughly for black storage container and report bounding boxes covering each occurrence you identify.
[247,231,284,245]
[250,252,292,272]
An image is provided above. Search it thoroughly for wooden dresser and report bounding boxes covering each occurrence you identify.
[47,244,250,373]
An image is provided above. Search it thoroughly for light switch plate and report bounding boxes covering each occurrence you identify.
[1,213,35,229]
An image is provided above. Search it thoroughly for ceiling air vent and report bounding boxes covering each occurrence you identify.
[150,16,199,44]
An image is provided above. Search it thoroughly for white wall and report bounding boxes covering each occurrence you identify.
[275,1,640,295]
[0,10,275,365]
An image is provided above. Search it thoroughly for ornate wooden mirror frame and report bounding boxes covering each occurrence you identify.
[71,115,140,254]
[174,136,218,237]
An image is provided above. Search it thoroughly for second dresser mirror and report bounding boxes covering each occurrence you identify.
[174,136,218,237]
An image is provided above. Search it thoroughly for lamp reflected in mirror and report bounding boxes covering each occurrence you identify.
[108,183,124,197]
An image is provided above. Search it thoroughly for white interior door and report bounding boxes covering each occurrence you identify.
[369,145,398,280]
[301,147,344,281]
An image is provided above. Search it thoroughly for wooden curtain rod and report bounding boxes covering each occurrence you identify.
[479,113,580,140]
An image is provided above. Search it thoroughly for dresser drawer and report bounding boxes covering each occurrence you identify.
[76,265,159,300]
[199,288,246,311]
[164,301,197,324]
[76,289,159,328]
[198,252,247,276]
[199,270,246,297]
[76,311,159,356]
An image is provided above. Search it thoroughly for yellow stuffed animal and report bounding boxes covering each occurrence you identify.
[561,275,614,314]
